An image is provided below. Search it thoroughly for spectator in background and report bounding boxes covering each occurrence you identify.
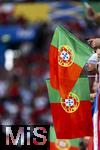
[34,22,50,52]
[88,38,100,49]
[87,37,100,83]
[79,140,86,150]
[8,75,20,102]
[85,2,100,26]
[87,53,98,93]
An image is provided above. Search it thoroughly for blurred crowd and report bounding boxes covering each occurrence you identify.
[0,21,53,125]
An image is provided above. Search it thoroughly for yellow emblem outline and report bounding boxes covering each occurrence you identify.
[55,139,70,150]
[58,45,75,67]
[61,92,80,113]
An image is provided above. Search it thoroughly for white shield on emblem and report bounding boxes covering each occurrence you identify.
[60,50,70,61]
[65,99,74,106]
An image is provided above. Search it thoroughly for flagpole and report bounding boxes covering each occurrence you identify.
[98,61,100,93]
[98,58,100,150]
[93,58,100,150]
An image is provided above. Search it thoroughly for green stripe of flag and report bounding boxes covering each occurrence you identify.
[51,25,93,68]
[49,126,80,147]
[49,126,56,142]
[46,77,90,102]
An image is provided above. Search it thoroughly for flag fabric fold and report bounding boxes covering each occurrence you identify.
[49,25,93,99]
[46,77,93,139]
[92,90,99,150]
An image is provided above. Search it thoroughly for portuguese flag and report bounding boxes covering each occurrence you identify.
[50,126,80,150]
[46,77,93,139]
[49,25,93,99]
